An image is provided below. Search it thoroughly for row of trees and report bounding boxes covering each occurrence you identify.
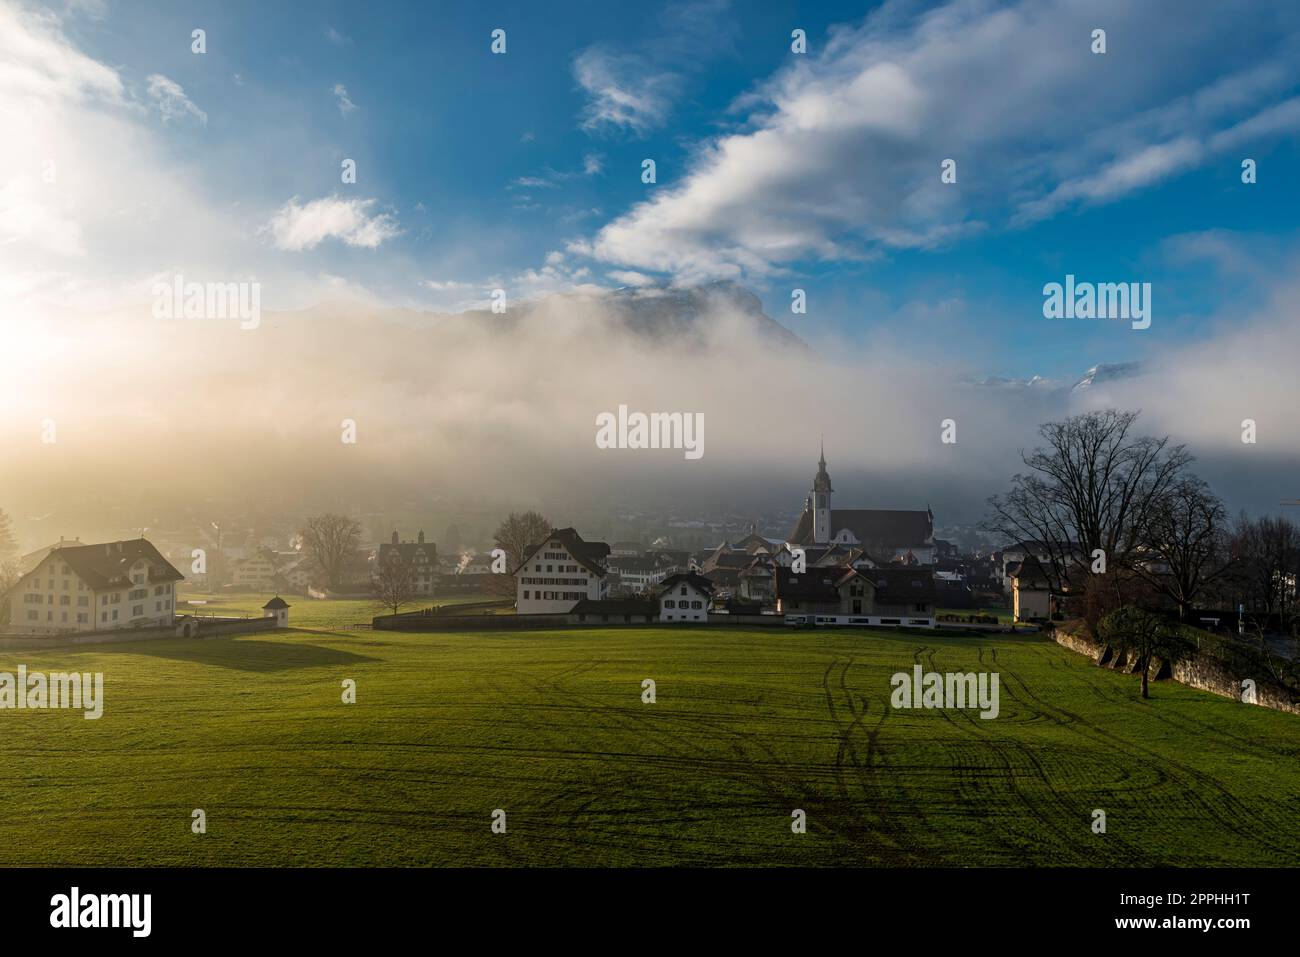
[987,409,1299,632]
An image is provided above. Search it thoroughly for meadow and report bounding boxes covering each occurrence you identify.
[1,619,1297,867]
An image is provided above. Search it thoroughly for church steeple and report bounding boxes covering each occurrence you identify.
[813,439,833,493]
[811,442,832,544]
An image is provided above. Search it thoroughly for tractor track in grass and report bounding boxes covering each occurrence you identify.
[914,645,1120,864]
[516,655,830,863]
[821,656,919,864]
[994,657,1299,862]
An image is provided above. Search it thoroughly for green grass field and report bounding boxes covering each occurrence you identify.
[1,620,1298,867]
[174,590,496,630]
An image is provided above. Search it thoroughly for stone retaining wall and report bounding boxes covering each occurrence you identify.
[1053,623,1300,715]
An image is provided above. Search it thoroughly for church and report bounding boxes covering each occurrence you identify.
[786,447,937,565]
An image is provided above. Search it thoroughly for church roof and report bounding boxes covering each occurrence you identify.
[787,507,933,548]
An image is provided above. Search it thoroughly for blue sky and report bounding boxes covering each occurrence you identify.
[8,0,1300,380]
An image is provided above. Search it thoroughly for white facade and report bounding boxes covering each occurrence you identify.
[515,537,608,614]
[8,552,177,635]
[659,580,709,622]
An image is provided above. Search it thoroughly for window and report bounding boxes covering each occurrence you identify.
[111,610,118,621]
[101,595,107,606]
[101,612,108,622]
[77,613,87,624]
[60,595,70,606]
[691,601,702,609]
[680,586,687,596]
[133,604,143,616]
[523,590,530,600]
[664,600,675,608]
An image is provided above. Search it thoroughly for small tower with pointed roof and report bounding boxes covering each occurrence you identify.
[262,595,290,628]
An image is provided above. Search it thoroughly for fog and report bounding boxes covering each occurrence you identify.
[1,282,1297,544]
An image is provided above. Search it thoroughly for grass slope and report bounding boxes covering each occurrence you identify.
[1,625,1297,867]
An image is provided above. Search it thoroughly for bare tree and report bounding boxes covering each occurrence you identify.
[372,552,418,616]
[1134,476,1231,622]
[986,409,1192,611]
[489,510,552,597]
[299,514,362,590]
[0,557,21,629]
[1226,514,1300,628]
[1098,606,1194,700]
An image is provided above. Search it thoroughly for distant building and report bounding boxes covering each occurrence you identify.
[607,555,668,593]
[609,541,644,558]
[787,447,937,564]
[1009,557,1059,622]
[230,548,280,589]
[3,538,184,635]
[774,566,936,619]
[377,530,438,597]
[657,572,714,622]
[514,527,610,614]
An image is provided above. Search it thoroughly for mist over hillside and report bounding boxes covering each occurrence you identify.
[1,278,1297,541]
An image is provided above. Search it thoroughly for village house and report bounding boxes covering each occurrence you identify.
[1008,556,1063,622]
[774,566,937,620]
[3,538,185,636]
[514,527,610,614]
[656,572,715,622]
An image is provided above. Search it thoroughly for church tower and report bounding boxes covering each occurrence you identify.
[812,442,833,544]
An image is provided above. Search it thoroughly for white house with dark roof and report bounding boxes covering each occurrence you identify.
[3,538,185,635]
[656,572,715,622]
[787,446,936,564]
[513,527,610,614]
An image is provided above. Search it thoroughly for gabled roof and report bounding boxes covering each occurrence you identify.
[35,538,184,591]
[788,507,933,548]
[773,568,841,603]
[513,527,610,578]
[657,572,715,596]
[868,567,937,603]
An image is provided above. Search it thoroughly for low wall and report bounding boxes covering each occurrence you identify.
[1053,622,1300,715]
[0,615,280,651]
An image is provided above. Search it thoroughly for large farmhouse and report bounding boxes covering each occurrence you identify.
[514,527,611,613]
[377,530,439,597]
[787,447,937,564]
[3,538,185,636]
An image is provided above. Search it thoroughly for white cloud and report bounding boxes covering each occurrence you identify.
[145,74,207,124]
[265,196,400,251]
[573,48,676,136]
[578,0,1300,281]
[332,83,356,115]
